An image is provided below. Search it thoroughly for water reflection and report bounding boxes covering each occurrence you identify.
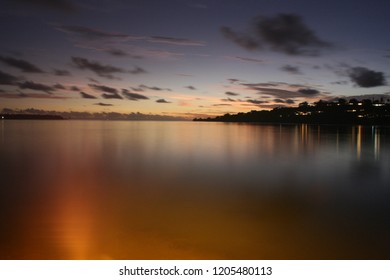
[0,121,390,259]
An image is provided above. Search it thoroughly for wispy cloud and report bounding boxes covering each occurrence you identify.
[281,65,302,75]
[139,84,172,91]
[53,69,71,76]
[185,85,196,90]
[121,89,149,101]
[227,56,264,63]
[18,81,55,94]
[80,91,97,99]
[72,57,145,79]
[0,70,21,85]
[88,83,118,94]
[0,55,44,73]
[56,25,139,40]
[148,36,206,46]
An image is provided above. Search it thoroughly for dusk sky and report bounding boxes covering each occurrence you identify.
[0,0,389,119]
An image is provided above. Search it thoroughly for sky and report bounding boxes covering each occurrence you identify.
[0,0,389,119]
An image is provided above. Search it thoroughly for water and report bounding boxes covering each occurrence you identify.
[1,120,390,259]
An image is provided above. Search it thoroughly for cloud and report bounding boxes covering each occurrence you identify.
[18,81,54,93]
[297,88,320,95]
[221,98,237,102]
[139,84,171,91]
[121,89,149,101]
[53,69,71,76]
[274,98,295,104]
[0,70,21,85]
[129,67,147,75]
[0,92,67,99]
[89,83,118,94]
[220,27,260,51]
[80,92,97,99]
[281,65,302,75]
[72,57,127,79]
[102,93,123,99]
[0,55,44,73]
[12,0,77,13]
[225,91,240,96]
[56,25,135,40]
[69,86,80,91]
[228,56,264,63]
[95,102,113,106]
[53,83,66,90]
[348,67,387,88]
[221,13,332,55]
[105,48,128,57]
[242,82,325,99]
[156,98,171,103]
[247,99,268,105]
[148,36,206,46]
[185,85,196,90]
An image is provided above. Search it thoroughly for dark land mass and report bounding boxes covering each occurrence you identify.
[194,98,390,125]
[1,114,64,120]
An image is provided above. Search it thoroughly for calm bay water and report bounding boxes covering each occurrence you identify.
[1,120,390,259]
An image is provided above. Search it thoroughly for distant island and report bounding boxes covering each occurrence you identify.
[194,98,390,125]
[1,114,64,120]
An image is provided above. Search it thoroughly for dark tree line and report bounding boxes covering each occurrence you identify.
[194,98,390,125]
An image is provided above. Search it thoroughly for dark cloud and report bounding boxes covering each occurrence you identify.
[149,36,205,46]
[227,78,241,84]
[297,88,320,95]
[220,27,260,51]
[0,70,21,85]
[348,67,387,88]
[72,57,127,79]
[139,84,171,91]
[221,98,237,102]
[0,92,67,99]
[53,83,66,90]
[185,85,196,90]
[0,55,44,73]
[129,67,147,75]
[281,65,302,75]
[53,69,71,76]
[122,89,149,101]
[89,83,118,94]
[69,86,80,91]
[229,56,264,63]
[11,0,77,13]
[80,92,97,99]
[106,48,128,57]
[221,13,331,56]
[18,81,54,93]
[95,102,113,106]
[243,82,324,99]
[56,25,133,40]
[274,98,295,104]
[156,99,171,103]
[247,99,268,105]
[225,91,240,96]
[102,93,123,99]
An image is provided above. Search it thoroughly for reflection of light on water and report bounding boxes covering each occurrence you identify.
[55,183,93,259]
[356,126,362,160]
[373,126,381,160]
